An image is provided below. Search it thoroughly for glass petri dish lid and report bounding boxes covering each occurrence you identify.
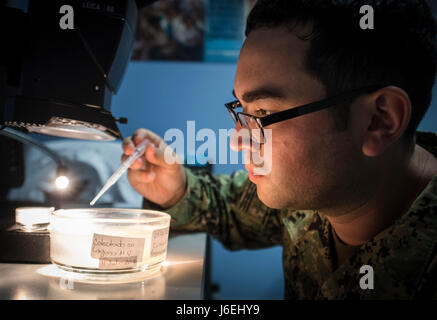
[52,208,170,224]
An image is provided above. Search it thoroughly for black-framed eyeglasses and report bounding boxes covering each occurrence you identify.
[225,85,384,144]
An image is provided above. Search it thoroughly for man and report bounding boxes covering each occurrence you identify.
[123,0,437,299]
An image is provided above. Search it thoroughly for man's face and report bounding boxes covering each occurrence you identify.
[232,26,371,210]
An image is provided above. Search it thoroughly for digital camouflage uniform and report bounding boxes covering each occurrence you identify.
[143,131,437,299]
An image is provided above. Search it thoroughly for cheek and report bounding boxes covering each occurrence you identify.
[268,120,341,180]
[269,126,309,175]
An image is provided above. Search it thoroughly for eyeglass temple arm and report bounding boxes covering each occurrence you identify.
[259,85,383,127]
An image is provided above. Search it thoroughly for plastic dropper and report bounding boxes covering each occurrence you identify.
[90,139,151,206]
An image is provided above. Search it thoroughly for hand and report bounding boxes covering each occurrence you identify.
[122,128,187,209]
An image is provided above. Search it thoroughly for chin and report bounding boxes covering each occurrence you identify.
[256,186,287,209]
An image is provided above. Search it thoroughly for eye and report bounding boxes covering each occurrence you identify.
[255,108,271,117]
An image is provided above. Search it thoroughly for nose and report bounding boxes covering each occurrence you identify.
[230,122,252,152]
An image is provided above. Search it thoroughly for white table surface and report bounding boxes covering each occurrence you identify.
[0,232,207,300]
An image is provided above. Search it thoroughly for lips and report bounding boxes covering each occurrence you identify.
[245,164,255,175]
[244,164,267,183]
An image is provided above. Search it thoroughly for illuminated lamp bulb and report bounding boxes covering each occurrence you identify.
[55,175,70,190]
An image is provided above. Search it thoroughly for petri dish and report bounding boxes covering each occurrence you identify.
[49,208,171,284]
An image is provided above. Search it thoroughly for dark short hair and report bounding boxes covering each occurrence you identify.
[246,0,437,144]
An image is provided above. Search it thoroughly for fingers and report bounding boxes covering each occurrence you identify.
[121,153,144,170]
[123,128,180,169]
[122,153,156,183]
[122,128,163,155]
[146,142,184,168]
[132,128,164,148]
[122,136,135,156]
[144,143,165,166]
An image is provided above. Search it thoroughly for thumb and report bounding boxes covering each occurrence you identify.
[144,143,183,168]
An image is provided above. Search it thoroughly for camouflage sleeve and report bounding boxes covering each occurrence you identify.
[142,167,284,250]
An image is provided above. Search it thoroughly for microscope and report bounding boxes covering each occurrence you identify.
[0,0,157,263]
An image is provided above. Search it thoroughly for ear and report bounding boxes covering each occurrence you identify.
[362,86,411,157]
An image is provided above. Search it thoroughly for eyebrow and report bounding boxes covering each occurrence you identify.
[232,86,287,103]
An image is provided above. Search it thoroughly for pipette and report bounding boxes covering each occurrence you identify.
[90,139,150,206]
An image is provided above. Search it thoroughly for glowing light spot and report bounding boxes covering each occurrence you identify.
[55,175,70,189]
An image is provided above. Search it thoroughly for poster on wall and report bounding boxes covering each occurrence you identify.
[131,0,256,63]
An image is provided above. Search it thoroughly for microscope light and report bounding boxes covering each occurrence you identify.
[27,121,116,141]
[55,175,70,190]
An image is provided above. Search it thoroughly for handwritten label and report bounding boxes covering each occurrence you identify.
[91,234,145,269]
[151,227,170,257]
[98,256,138,269]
